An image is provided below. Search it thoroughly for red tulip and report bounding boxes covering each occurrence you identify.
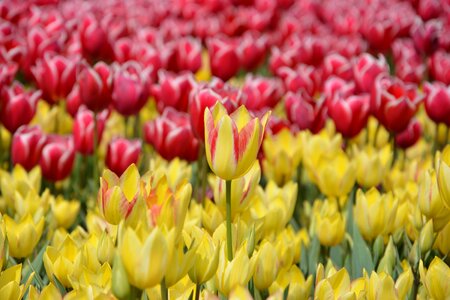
[152,71,195,112]
[392,39,425,84]
[323,76,356,103]
[395,119,422,149]
[135,44,163,81]
[79,14,113,61]
[105,137,141,176]
[410,19,441,55]
[424,82,450,126]
[361,12,399,52]
[322,53,353,81]
[371,75,423,133]
[278,65,320,96]
[0,61,17,91]
[207,37,240,81]
[285,90,327,134]
[73,107,108,155]
[11,125,46,171]
[39,136,75,182]
[112,61,152,116]
[114,37,134,63]
[429,50,450,85]
[31,54,78,103]
[241,75,284,111]
[269,47,296,76]
[0,82,41,133]
[328,93,371,139]
[353,53,389,93]
[66,86,82,117]
[174,37,202,73]
[238,33,267,71]
[144,108,199,162]
[418,0,441,21]
[78,61,113,112]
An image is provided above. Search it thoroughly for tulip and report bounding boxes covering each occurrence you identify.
[165,240,197,288]
[0,264,33,300]
[112,253,130,299]
[277,65,319,96]
[51,196,80,229]
[315,149,356,198]
[354,188,386,241]
[328,93,370,139]
[423,81,450,126]
[78,13,113,61]
[207,37,240,81]
[0,82,41,133]
[315,267,355,299]
[419,257,450,300]
[395,119,422,149]
[213,161,260,218]
[371,75,423,133]
[437,145,450,209]
[269,265,312,300]
[262,129,302,186]
[366,271,409,300]
[152,71,195,112]
[188,227,220,285]
[314,200,346,247]
[214,245,256,296]
[361,13,399,52]
[31,54,78,103]
[43,235,79,287]
[28,283,62,300]
[284,91,327,134]
[354,145,392,188]
[97,231,114,265]
[144,108,199,162]
[105,137,141,176]
[119,226,172,289]
[322,53,353,81]
[66,86,82,117]
[238,33,266,71]
[4,214,44,258]
[204,101,270,180]
[429,50,450,85]
[418,0,441,21]
[73,107,108,155]
[201,199,224,234]
[112,61,152,116]
[253,241,278,291]
[410,19,441,55]
[174,37,202,73]
[77,61,113,112]
[11,125,46,171]
[241,75,284,111]
[435,221,450,256]
[39,136,75,182]
[353,53,388,93]
[323,76,356,103]
[97,164,140,225]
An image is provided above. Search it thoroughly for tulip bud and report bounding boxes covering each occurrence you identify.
[51,196,80,229]
[246,225,256,257]
[79,14,113,61]
[39,136,75,182]
[418,220,434,255]
[105,137,141,176]
[73,107,108,155]
[353,54,388,93]
[66,86,82,117]
[0,82,41,133]
[201,199,224,233]
[355,188,386,242]
[254,241,278,291]
[97,231,114,264]
[174,37,202,73]
[238,33,266,71]
[188,227,220,285]
[207,37,240,81]
[314,200,345,247]
[144,108,199,162]
[424,82,450,126]
[112,253,130,299]
[78,61,113,112]
[395,119,422,149]
[377,237,395,275]
[11,125,47,171]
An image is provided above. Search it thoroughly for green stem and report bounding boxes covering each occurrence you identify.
[195,283,201,300]
[93,113,99,186]
[160,278,168,300]
[226,179,233,261]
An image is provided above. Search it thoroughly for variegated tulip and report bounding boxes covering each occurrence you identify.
[204,102,270,180]
[97,164,140,225]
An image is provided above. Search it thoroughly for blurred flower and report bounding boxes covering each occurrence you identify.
[98,164,140,225]
[31,53,78,103]
[269,265,313,300]
[152,71,195,112]
[73,107,108,155]
[285,91,327,134]
[11,125,46,171]
[0,82,41,133]
[112,61,152,116]
[144,108,199,162]
[423,81,450,126]
[353,53,388,93]
[278,65,319,96]
[78,61,113,112]
[354,144,392,188]
[253,241,279,290]
[51,196,80,229]
[105,137,141,176]
[419,257,450,300]
[5,214,44,258]
[355,188,387,241]
[437,145,450,209]
[314,199,346,246]
[39,136,75,181]
[241,75,284,111]
[207,37,240,81]
[0,264,33,299]
[395,119,422,149]
[323,53,353,81]
[429,50,450,85]
[262,129,302,186]
[204,102,270,180]
[315,266,355,299]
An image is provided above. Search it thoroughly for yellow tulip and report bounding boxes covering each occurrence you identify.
[69,263,112,295]
[395,267,414,300]
[269,265,312,300]
[315,266,355,299]
[229,285,253,300]
[213,161,260,218]
[51,196,80,229]
[366,272,398,300]
[419,257,450,300]
[354,188,386,242]
[119,226,172,289]
[253,241,279,290]
[31,100,73,134]
[212,220,251,257]
[315,149,356,198]
[165,240,197,288]
[273,227,303,269]
[148,156,192,189]
[97,231,114,264]
[28,283,63,300]
[0,217,5,271]
[214,245,256,296]
[418,169,450,231]
[14,188,50,222]
[0,165,41,210]
[353,145,392,188]
[4,214,44,258]
[188,227,220,285]
[204,102,270,180]
[43,235,79,287]
[262,129,303,186]
[437,145,450,208]
[315,199,346,247]
[97,164,141,225]
[0,264,33,300]
[201,199,224,234]
[435,221,450,255]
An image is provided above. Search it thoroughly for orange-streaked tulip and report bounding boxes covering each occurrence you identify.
[204,102,270,180]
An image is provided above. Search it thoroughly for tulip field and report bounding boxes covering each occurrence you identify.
[1,0,450,299]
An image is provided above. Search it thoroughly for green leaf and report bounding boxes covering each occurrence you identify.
[330,245,344,268]
[53,275,67,295]
[308,236,321,277]
[350,220,374,279]
[22,240,49,286]
[300,242,308,275]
